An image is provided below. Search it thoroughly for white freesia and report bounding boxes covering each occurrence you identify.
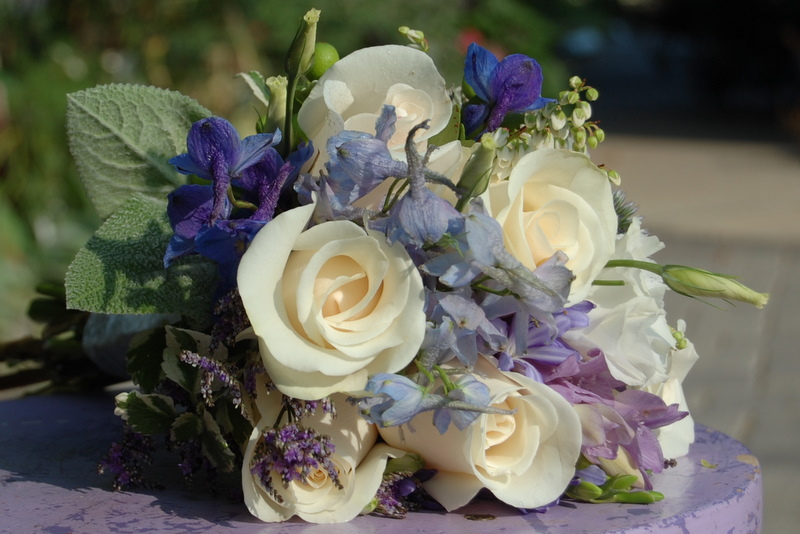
[643,319,699,458]
[482,148,617,305]
[242,382,404,523]
[237,202,426,400]
[379,356,582,511]
[564,218,674,387]
[298,44,453,173]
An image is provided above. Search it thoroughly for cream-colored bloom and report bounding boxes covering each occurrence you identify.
[643,320,699,458]
[379,356,581,511]
[298,44,452,173]
[564,218,674,387]
[482,148,617,305]
[242,385,403,523]
[237,203,426,400]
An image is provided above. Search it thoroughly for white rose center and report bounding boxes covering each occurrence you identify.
[483,400,521,471]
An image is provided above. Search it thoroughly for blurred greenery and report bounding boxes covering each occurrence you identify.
[1,0,626,342]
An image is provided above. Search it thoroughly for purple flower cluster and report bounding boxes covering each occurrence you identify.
[97,426,159,491]
[165,117,312,289]
[249,423,341,503]
[179,349,242,409]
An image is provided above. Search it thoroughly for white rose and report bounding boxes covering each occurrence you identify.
[298,44,453,173]
[482,148,617,305]
[242,385,404,523]
[379,356,582,511]
[643,319,699,458]
[238,202,426,400]
[563,218,674,387]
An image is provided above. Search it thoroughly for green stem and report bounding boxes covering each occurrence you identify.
[283,75,299,158]
[604,259,665,275]
[592,280,625,287]
[433,365,457,393]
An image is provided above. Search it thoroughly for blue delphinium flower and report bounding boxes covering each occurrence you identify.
[462,43,554,137]
[164,117,311,288]
[360,373,443,428]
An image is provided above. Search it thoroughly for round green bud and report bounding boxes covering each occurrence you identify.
[308,42,339,80]
[594,128,605,143]
[586,87,599,101]
[587,135,599,150]
[569,75,583,89]
[566,91,580,105]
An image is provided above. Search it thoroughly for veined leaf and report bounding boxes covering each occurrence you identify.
[66,84,211,219]
[65,194,217,325]
[124,392,178,435]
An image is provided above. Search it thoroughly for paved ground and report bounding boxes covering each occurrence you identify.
[593,135,800,533]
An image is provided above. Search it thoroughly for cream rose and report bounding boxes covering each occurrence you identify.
[379,356,582,511]
[298,44,453,173]
[237,202,426,400]
[482,148,617,305]
[242,385,404,523]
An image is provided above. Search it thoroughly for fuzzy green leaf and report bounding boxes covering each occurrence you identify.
[124,392,178,435]
[64,194,217,324]
[66,84,211,219]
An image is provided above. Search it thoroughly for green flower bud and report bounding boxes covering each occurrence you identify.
[569,75,583,89]
[594,127,605,143]
[398,26,428,51]
[572,107,587,127]
[456,132,498,203]
[566,91,580,105]
[551,109,567,130]
[579,101,592,119]
[606,168,621,185]
[586,87,599,101]
[265,75,287,134]
[573,126,587,145]
[587,134,599,150]
[661,265,770,308]
[285,8,320,79]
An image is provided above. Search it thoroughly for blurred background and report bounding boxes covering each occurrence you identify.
[1,0,799,530]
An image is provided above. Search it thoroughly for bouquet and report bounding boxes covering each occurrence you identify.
[61,9,769,524]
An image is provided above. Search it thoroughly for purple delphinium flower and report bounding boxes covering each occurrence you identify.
[462,43,555,137]
[376,121,463,248]
[170,117,279,223]
[164,118,311,290]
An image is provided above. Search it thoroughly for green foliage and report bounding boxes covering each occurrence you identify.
[126,327,169,393]
[64,194,217,323]
[201,409,237,472]
[119,391,178,435]
[566,473,665,504]
[66,84,211,219]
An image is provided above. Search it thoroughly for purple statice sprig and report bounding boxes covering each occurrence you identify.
[368,452,427,519]
[179,349,243,411]
[249,423,342,504]
[97,425,160,491]
[279,393,337,423]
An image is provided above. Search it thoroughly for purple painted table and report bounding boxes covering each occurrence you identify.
[0,394,761,533]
